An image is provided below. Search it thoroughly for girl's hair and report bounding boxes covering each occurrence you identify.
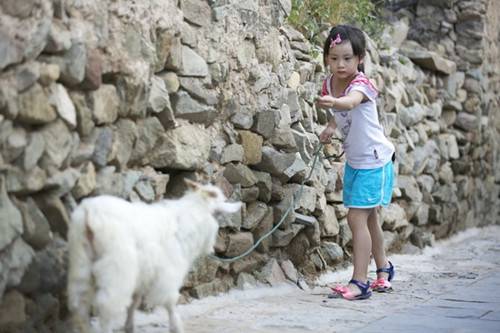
[323,25,367,72]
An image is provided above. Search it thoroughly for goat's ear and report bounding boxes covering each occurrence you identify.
[201,189,218,199]
[184,178,200,191]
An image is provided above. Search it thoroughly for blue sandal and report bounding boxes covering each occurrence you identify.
[330,279,372,300]
[371,261,395,292]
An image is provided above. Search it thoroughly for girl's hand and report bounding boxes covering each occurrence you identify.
[315,95,337,109]
[319,125,336,143]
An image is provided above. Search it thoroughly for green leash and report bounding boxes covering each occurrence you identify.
[209,143,325,263]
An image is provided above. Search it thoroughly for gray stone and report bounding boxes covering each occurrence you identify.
[238,130,263,165]
[43,168,80,196]
[252,170,272,203]
[184,257,220,289]
[256,258,287,286]
[18,237,66,295]
[17,198,52,250]
[0,31,23,70]
[225,232,254,257]
[90,84,119,125]
[181,0,212,26]
[284,184,316,213]
[0,238,34,301]
[4,166,46,195]
[49,83,76,128]
[17,84,57,125]
[178,46,209,77]
[231,112,254,129]
[93,167,140,199]
[130,117,164,164]
[0,176,23,251]
[236,272,258,290]
[15,62,40,92]
[253,111,276,139]
[1,125,27,163]
[273,193,296,230]
[280,259,298,283]
[148,75,171,114]
[382,203,409,230]
[72,162,96,199]
[251,207,273,253]
[134,179,156,202]
[70,91,95,137]
[399,103,427,127]
[34,195,71,237]
[398,175,423,202]
[171,90,216,124]
[23,132,45,171]
[242,202,268,230]
[241,186,259,203]
[44,21,72,54]
[321,242,344,264]
[160,72,180,93]
[115,76,148,118]
[0,290,26,329]
[179,77,218,105]
[401,41,457,74]
[413,140,441,175]
[255,146,307,181]
[270,128,297,151]
[44,42,87,86]
[39,120,73,169]
[221,144,244,164]
[92,127,113,168]
[190,278,232,299]
[112,119,138,170]
[318,205,339,237]
[272,224,303,247]
[148,123,211,170]
[411,202,430,226]
[455,112,479,131]
[223,163,257,187]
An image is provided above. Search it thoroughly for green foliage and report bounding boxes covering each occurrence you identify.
[288,0,385,45]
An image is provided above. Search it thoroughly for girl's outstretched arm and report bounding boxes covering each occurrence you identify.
[316,90,365,111]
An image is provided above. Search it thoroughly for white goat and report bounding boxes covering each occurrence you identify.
[67,179,241,333]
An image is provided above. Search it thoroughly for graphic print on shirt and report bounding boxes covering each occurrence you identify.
[339,111,351,139]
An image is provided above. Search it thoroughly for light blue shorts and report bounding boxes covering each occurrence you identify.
[343,160,394,208]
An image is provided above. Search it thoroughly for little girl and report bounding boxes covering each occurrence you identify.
[316,25,395,300]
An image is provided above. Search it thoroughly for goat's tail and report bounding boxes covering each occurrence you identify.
[67,204,95,328]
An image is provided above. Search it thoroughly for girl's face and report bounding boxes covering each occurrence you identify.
[326,41,362,79]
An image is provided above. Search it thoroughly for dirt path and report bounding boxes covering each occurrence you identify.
[132,225,500,333]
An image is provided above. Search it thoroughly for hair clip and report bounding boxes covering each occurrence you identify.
[329,33,342,48]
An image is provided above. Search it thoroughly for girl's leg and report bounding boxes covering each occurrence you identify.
[347,208,372,293]
[367,208,390,279]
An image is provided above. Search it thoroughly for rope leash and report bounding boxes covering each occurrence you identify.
[209,142,335,263]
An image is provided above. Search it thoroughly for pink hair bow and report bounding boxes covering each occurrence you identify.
[329,33,342,48]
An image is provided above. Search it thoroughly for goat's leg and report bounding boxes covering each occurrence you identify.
[124,293,141,333]
[68,276,94,333]
[165,299,183,333]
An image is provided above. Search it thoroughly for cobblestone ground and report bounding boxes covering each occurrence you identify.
[131,225,500,333]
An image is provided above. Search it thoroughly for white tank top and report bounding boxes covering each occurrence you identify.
[322,72,395,169]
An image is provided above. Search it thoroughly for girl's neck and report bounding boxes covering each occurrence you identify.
[331,72,359,96]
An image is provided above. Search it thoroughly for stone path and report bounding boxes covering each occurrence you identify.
[132,225,500,333]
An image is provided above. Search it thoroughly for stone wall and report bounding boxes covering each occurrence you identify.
[0,0,498,331]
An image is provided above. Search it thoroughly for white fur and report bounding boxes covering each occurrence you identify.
[67,181,241,333]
